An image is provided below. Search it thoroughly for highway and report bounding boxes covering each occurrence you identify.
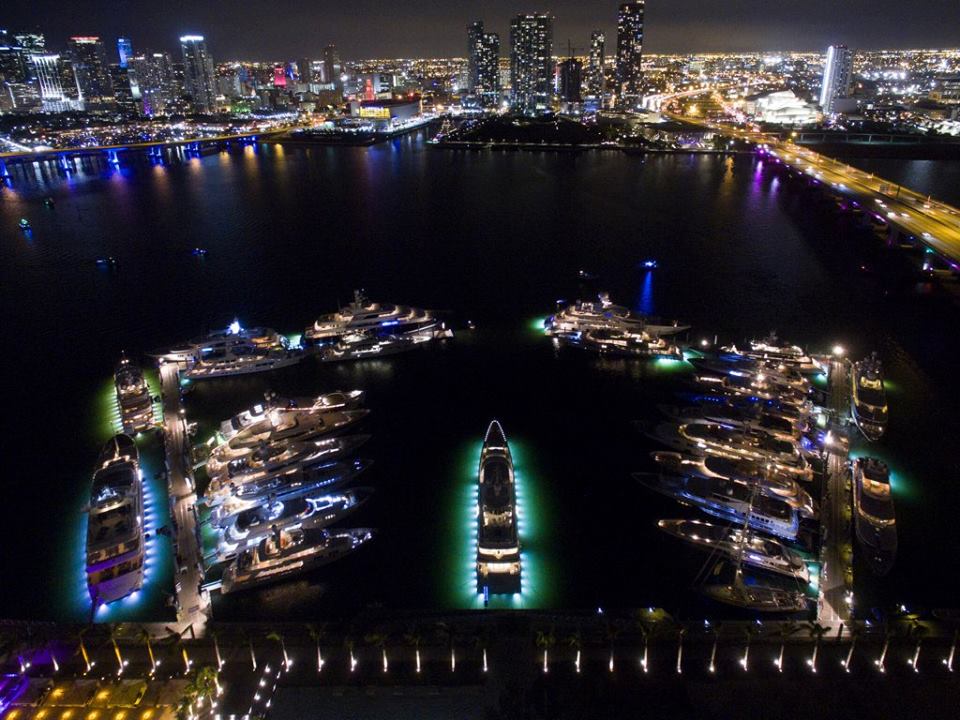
[159,361,211,637]
[666,111,960,266]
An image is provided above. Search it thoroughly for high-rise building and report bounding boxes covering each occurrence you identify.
[179,34,216,113]
[321,45,342,91]
[467,21,500,107]
[586,30,605,102]
[298,58,314,83]
[67,36,112,106]
[510,13,553,113]
[110,65,139,116]
[558,58,583,104]
[819,44,853,114]
[129,51,175,115]
[117,37,133,68]
[30,54,81,112]
[615,2,644,108]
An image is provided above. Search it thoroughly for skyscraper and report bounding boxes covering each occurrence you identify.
[819,44,853,114]
[558,57,583,104]
[467,21,500,107]
[615,1,645,108]
[67,36,112,106]
[321,45,342,92]
[510,13,553,113]
[179,34,216,113]
[110,65,139,117]
[586,30,605,102]
[30,54,79,112]
[117,37,133,69]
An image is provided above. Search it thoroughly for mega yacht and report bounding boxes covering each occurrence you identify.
[555,328,683,359]
[220,527,374,594]
[85,435,145,605]
[206,408,368,476]
[852,457,897,576]
[544,292,689,338]
[720,333,821,374]
[304,290,445,344]
[658,519,810,582]
[218,487,373,560]
[635,472,799,540]
[114,355,154,434]
[319,331,430,362]
[151,320,306,379]
[851,354,888,442]
[692,371,810,406]
[477,420,521,593]
[690,357,811,394]
[652,451,816,518]
[648,421,810,478]
[658,402,803,442]
[219,390,364,440]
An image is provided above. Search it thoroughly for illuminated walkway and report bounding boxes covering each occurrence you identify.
[159,362,211,636]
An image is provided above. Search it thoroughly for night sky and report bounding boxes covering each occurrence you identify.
[5,0,960,60]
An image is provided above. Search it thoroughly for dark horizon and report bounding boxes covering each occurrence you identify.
[4,0,960,61]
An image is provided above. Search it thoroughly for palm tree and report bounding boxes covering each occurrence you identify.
[776,621,801,672]
[740,625,760,672]
[209,628,223,670]
[842,621,864,672]
[876,624,892,673]
[434,621,455,672]
[308,624,327,673]
[345,636,358,673]
[566,629,582,674]
[633,614,650,673]
[946,627,957,673]
[708,623,721,674]
[109,626,126,675]
[266,631,290,670]
[908,620,927,672]
[404,625,423,674]
[244,630,257,672]
[139,627,157,675]
[603,619,622,673]
[365,632,389,673]
[76,627,93,673]
[675,626,686,675]
[807,622,828,673]
[535,627,556,674]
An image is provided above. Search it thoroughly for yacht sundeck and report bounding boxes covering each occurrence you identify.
[658,402,804,442]
[114,355,154,434]
[85,435,144,605]
[720,333,820,374]
[555,328,683,359]
[544,292,689,338]
[220,527,374,594]
[305,289,446,344]
[477,420,521,593]
[658,519,810,582]
[220,390,365,440]
[635,471,799,540]
[851,354,888,442]
[852,457,897,576]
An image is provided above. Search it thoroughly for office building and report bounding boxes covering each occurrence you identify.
[180,34,216,113]
[819,44,853,114]
[586,30,605,103]
[67,36,112,106]
[321,45,342,91]
[510,13,553,113]
[467,21,501,107]
[558,57,582,104]
[117,37,133,68]
[30,54,81,112]
[615,1,645,108]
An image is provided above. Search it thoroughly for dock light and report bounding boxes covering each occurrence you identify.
[832,344,845,357]
[700,339,710,348]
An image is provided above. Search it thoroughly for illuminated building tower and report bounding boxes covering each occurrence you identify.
[322,45,342,92]
[67,36,112,106]
[615,1,644,108]
[110,65,139,117]
[180,34,216,113]
[819,44,853,114]
[510,13,553,114]
[117,37,133,68]
[30,54,78,112]
[467,21,500,107]
[586,30,605,104]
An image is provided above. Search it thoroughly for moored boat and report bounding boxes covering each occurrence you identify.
[477,420,521,593]
[852,457,897,576]
[851,354,888,442]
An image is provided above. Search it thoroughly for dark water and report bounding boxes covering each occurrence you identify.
[1,138,958,622]
[846,157,960,208]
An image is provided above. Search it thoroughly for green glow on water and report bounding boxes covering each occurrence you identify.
[529,316,549,335]
[849,447,916,503]
[446,436,556,609]
[287,333,303,348]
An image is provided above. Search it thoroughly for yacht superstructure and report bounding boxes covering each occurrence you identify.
[114,356,154,434]
[85,435,144,605]
[545,292,689,339]
[476,420,521,593]
[219,391,364,440]
[852,457,897,576]
[305,290,447,344]
[851,354,888,442]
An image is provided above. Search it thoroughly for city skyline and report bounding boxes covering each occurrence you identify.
[4,0,960,61]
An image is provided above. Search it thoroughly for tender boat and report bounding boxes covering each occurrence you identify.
[219,390,365,440]
[635,471,799,540]
[85,435,144,605]
[477,420,521,593]
[852,457,897,576]
[114,355,154,434]
[851,354,888,441]
[658,519,810,582]
[305,289,445,344]
[220,527,374,594]
[19,218,31,230]
[545,292,688,338]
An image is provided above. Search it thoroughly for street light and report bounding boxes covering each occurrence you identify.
[832,344,845,357]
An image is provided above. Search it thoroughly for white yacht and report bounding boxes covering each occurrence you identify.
[304,290,446,344]
[477,420,521,594]
[852,457,897,576]
[851,354,888,442]
[114,356,154,434]
[319,331,431,362]
[544,292,689,339]
[219,390,365,440]
[86,435,145,605]
[720,333,821,374]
